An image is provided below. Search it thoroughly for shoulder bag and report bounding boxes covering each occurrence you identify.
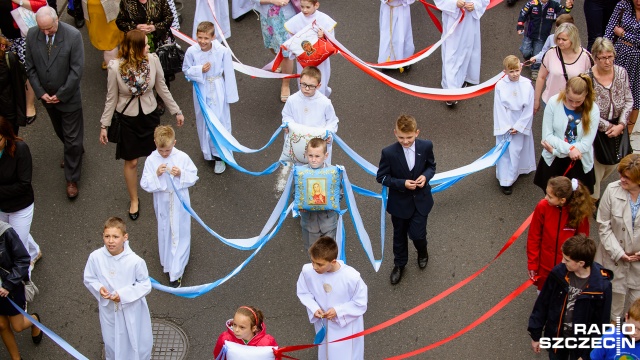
[0,266,38,303]
[107,95,136,144]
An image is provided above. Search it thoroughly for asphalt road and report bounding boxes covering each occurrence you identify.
[9,0,606,359]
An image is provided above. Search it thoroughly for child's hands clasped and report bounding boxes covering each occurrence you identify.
[314,308,325,318]
[463,2,475,11]
[157,163,168,177]
[202,62,211,73]
[314,308,337,321]
[456,0,465,8]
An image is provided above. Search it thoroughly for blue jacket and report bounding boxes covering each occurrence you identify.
[517,0,571,40]
[376,139,436,219]
[528,262,613,360]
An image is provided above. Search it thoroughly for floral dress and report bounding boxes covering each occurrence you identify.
[252,1,297,57]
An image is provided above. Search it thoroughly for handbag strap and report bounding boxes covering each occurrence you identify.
[556,47,569,82]
[121,95,136,113]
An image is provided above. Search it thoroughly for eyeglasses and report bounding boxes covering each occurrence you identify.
[597,55,614,62]
[300,82,318,90]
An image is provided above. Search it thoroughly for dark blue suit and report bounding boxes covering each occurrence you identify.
[376,139,436,267]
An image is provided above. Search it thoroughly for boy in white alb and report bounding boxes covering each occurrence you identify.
[285,0,336,97]
[193,0,230,41]
[282,66,339,164]
[297,236,368,360]
[84,217,153,360]
[434,0,489,106]
[140,126,198,288]
[378,0,415,68]
[183,21,239,174]
[493,55,536,195]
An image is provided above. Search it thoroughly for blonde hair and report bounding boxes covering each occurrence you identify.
[591,37,616,58]
[503,55,520,71]
[154,125,175,148]
[555,23,581,54]
[118,30,148,73]
[558,74,595,132]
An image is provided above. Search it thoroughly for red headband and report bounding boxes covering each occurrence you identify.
[239,306,259,325]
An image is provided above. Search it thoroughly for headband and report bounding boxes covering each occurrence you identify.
[239,306,259,325]
[571,178,579,191]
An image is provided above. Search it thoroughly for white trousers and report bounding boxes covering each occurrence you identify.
[0,203,41,261]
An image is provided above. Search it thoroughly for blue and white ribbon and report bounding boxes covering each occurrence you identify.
[9,299,90,360]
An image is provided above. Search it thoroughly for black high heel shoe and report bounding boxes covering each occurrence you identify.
[26,113,37,125]
[128,199,140,221]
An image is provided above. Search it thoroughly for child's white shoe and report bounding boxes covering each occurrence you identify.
[214,161,226,174]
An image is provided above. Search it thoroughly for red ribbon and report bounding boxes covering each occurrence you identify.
[274,213,534,358]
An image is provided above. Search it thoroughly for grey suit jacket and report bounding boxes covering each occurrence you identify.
[25,21,84,112]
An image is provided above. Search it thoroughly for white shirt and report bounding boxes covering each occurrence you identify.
[403,143,415,171]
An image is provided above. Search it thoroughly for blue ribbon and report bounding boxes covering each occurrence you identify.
[9,298,90,360]
[314,318,327,345]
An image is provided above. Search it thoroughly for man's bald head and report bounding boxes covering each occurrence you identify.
[35,6,59,36]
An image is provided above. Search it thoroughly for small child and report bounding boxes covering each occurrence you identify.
[183,21,239,174]
[213,305,278,359]
[83,217,153,360]
[591,298,640,359]
[493,55,536,195]
[297,236,368,360]
[140,125,198,288]
[297,138,339,252]
[282,66,339,165]
[528,234,612,360]
[284,0,337,97]
[517,0,573,80]
[527,177,593,292]
[378,0,415,71]
[529,14,575,69]
[376,114,436,285]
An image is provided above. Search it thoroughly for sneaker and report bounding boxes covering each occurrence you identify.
[170,278,182,288]
[214,160,226,174]
[531,69,539,81]
[445,101,458,106]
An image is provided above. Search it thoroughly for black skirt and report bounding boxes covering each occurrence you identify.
[116,101,161,161]
[533,156,596,194]
[0,283,26,316]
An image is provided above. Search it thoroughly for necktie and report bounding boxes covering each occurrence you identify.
[404,147,414,171]
[46,36,53,57]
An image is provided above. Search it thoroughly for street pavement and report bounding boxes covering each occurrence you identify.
[9,0,605,359]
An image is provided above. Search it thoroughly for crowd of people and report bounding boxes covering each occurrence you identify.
[0,0,640,358]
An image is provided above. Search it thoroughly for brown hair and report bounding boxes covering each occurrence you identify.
[118,30,148,73]
[0,36,12,58]
[561,234,596,268]
[196,21,215,36]
[618,154,640,184]
[306,137,327,154]
[591,37,616,58]
[235,306,265,333]
[503,55,520,71]
[395,114,418,133]
[547,177,594,228]
[300,0,319,4]
[154,125,175,148]
[558,74,596,133]
[300,66,321,83]
[0,116,22,157]
[104,217,127,235]
[555,14,574,27]
[628,298,640,321]
[309,236,338,262]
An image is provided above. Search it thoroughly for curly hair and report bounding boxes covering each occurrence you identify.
[118,30,148,73]
[548,177,594,228]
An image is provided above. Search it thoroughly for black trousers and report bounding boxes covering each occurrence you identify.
[584,0,618,52]
[45,106,84,182]
[391,211,428,267]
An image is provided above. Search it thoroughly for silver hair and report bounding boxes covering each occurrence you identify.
[35,6,58,21]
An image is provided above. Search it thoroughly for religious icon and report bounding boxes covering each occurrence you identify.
[307,178,327,205]
[301,40,316,56]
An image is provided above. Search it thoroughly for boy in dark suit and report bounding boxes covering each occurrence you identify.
[376,114,436,285]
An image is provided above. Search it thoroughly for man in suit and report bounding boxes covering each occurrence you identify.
[376,114,436,285]
[26,6,85,199]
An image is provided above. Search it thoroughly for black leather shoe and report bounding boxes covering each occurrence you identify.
[75,17,85,28]
[26,114,36,124]
[390,266,404,285]
[31,313,43,344]
[128,199,140,221]
[418,249,429,269]
[501,186,513,195]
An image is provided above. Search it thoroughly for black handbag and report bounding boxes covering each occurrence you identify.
[107,96,136,143]
[593,118,632,165]
[156,42,185,77]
